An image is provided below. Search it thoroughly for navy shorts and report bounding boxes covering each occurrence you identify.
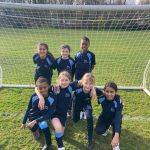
[51,114,67,127]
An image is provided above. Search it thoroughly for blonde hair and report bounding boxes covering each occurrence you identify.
[57,71,72,83]
[81,73,95,85]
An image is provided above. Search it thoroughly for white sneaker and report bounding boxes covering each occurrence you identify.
[58,147,65,150]
[80,111,83,119]
[101,130,108,136]
[113,144,120,150]
[83,111,86,119]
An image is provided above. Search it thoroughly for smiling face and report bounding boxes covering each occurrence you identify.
[81,73,95,93]
[37,82,49,97]
[82,80,93,93]
[61,48,70,59]
[80,39,89,52]
[38,44,48,59]
[104,86,117,101]
[58,75,70,89]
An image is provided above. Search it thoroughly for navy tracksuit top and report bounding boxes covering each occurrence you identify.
[54,81,78,117]
[98,95,123,133]
[55,56,75,78]
[75,50,95,80]
[33,53,55,81]
[22,92,56,124]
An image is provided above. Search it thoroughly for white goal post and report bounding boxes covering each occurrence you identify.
[143,59,150,96]
[0,66,2,88]
[0,2,150,95]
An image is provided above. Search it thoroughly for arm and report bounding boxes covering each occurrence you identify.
[33,53,39,64]
[111,99,123,147]
[70,80,80,91]
[111,133,120,148]
[35,87,45,110]
[28,98,56,128]
[72,61,75,79]
[28,112,51,129]
[91,65,95,71]
[22,96,32,125]
[90,86,97,99]
[91,53,96,71]
[36,95,56,123]
[114,100,123,133]
[90,86,103,100]
[51,57,57,70]
[96,87,103,99]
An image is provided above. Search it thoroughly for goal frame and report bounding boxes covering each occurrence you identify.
[0,2,149,96]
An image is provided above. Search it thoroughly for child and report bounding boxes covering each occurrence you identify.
[73,73,103,150]
[21,77,56,150]
[55,44,75,79]
[75,36,96,80]
[33,43,56,84]
[95,82,123,150]
[36,71,79,150]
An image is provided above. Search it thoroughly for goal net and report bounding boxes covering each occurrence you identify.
[0,3,150,94]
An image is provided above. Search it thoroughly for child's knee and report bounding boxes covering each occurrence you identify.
[53,123,63,132]
[95,126,106,135]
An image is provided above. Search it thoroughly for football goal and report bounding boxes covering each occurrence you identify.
[0,2,150,96]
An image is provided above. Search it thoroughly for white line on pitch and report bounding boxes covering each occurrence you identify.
[0,112,150,122]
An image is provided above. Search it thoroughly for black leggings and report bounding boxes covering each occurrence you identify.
[95,115,122,138]
[30,121,52,145]
[73,102,93,142]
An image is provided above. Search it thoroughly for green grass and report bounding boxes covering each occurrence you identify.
[0,88,150,150]
[0,27,150,149]
[0,27,150,86]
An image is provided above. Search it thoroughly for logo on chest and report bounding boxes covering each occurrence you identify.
[66,66,71,69]
[110,107,115,112]
[44,64,48,68]
[44,106,48,110]
[65,93,71,98]
[84,59,88,64]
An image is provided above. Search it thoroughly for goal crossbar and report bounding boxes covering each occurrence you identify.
[0,84,143,90]
[0,2,150,11]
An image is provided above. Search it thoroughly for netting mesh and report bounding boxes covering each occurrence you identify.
[0,4,150,88]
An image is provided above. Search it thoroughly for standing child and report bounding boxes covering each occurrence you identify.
[55,44,75,79]
[73,73,102,150]
[95,82,123,150]
[75,36,96,80]
[21,77,56,150]
[33,43,56,84]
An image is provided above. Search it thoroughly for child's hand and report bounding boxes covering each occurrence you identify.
[27,120,37,129]
[35,87,45,110]
[90,86,96,99]
[111,133,119,148]
[53,85,60,94]
[78,80,82,86]
[21,124,26,129]
[38,96,45,110]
